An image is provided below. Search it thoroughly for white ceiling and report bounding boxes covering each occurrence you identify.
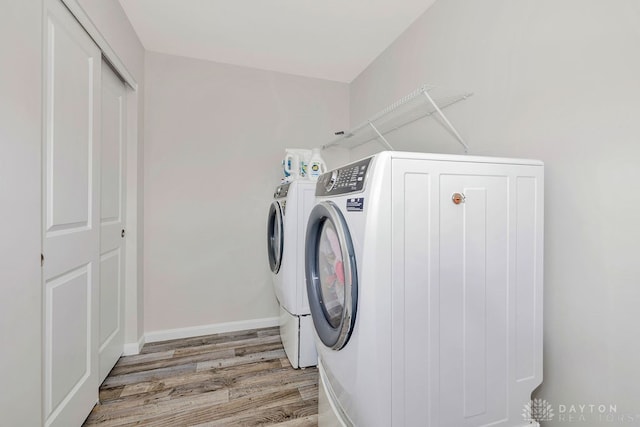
[118,0,437,83]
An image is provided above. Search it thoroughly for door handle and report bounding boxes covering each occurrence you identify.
[452,192,466,205]
[121,229,126,238]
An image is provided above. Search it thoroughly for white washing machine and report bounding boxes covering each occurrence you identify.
[305,151,544,426]
[267,179,318,368]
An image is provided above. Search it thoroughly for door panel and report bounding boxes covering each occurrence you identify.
[46,19,92,232]
[514,176,538,381]
[439,174,509,426]
[99,250,120,346]
[99,62,126,382]
[43,0,101,425]
[47,265,92,412]
[390,166,434,427]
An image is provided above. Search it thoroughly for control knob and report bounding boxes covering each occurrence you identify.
[325,170,338,192]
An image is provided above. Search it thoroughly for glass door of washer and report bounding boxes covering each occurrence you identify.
[305,201,357,350]
[267,201,284,273]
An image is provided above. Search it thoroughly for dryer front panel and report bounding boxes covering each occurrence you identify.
[306,201,357,350]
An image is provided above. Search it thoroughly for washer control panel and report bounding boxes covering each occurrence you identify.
[316,157,372,196]
[274,183,290,199]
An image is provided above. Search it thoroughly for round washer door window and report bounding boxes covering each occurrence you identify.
[317,220,346,328]
[306,201,357,350]
[267,201,284,273]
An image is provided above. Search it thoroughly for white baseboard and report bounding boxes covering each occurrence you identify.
[144,316,280,344]
[122,335,145,356]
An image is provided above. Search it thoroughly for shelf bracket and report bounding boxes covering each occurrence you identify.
[368,121,394,150]
[422,91,469,154]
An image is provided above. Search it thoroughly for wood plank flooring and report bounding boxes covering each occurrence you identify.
[83,327,318,426]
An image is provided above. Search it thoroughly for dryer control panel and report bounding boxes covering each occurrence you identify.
[316,157,372,196]
[273,183,290,199]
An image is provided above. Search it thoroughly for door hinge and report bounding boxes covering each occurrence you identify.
[41,253,44,267]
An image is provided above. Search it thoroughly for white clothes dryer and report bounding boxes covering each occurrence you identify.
[305,151,544,427]
[267,179,318,368]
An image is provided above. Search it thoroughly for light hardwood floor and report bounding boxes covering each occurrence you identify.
[83,327,319,426]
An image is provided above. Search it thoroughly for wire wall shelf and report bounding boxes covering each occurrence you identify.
[323,84,473,153]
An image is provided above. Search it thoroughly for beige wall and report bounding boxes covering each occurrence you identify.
[143,52,349,333]
[349,0,640,423]
[77,0,144,82]
[0,2,43,425]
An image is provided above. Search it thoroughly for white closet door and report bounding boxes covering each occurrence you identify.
[42,0,101,425]
[99,62,126,383]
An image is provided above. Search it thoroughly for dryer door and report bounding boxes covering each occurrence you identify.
[267,201,284,273]
[306,201,357,350]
